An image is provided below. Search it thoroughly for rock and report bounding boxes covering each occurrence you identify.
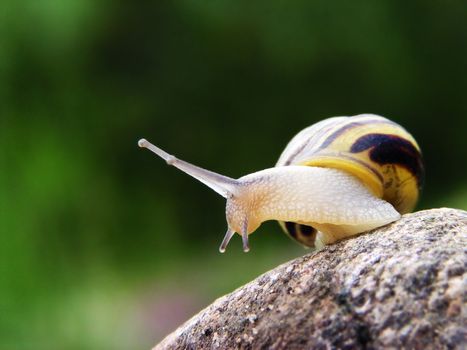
[154,208,467,350]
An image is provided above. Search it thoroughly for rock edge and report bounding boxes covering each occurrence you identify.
[155,208,467,350]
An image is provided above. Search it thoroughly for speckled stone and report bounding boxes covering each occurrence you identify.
[154,208,467,350]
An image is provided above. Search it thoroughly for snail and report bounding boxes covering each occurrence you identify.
[138,114,424,253]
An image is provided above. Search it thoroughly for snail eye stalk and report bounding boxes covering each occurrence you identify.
[138,138,238,198]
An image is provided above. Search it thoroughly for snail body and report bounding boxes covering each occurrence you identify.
[138,114,424,252]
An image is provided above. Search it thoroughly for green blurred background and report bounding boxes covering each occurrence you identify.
[1,1,466,349]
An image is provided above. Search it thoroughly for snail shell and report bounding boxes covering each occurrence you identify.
[276,114,424,247]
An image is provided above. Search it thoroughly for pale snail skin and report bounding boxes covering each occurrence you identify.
[227,167,399,249]
[138,114,423,253]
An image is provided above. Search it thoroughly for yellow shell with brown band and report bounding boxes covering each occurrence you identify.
[138,114,424,252]
[276,114,424,248]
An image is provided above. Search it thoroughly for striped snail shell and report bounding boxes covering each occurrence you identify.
[276,114,424,248]
[138,114,424,252]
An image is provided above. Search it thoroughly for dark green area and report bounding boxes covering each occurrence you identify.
[1,1,466,349]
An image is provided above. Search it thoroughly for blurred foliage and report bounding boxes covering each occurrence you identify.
[1,0,466,349]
